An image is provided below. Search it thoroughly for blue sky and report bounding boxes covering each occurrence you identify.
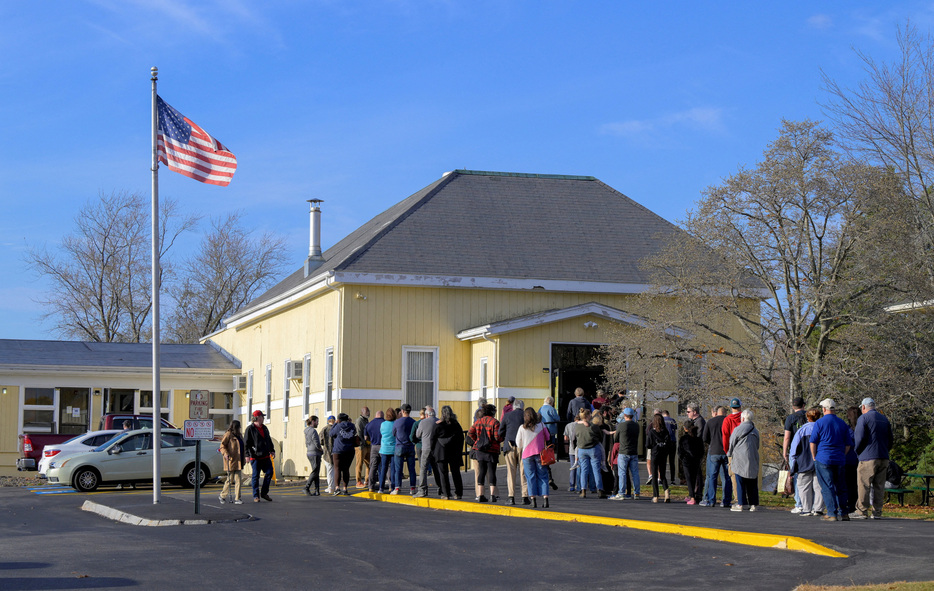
[1,1,931,340]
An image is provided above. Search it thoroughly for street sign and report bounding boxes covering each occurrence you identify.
[189,389,210,419]
[183,419,215,440]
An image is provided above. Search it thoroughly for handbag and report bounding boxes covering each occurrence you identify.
[540,444,557,466]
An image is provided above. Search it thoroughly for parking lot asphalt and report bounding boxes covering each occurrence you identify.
[6,465,934,590]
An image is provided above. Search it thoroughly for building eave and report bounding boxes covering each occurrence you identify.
[456,301,693,340]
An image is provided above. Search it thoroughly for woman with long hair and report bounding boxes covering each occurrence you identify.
[377,407,397,494]
[330,413,357,496]
[646,413,672,503]
[219,419,245,504]
[516,407,552,508]
[434,405,465,499]
[468,403,503,502]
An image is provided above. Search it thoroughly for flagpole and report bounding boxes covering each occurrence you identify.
[151,66,162,504]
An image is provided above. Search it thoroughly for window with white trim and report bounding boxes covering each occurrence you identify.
[302,354,311,418]
[210,392,234,433]
[265,364,272,418]
[324,348,334,413]
[22,387,55,433]
[247,369,254,417]
[283,359,290,421]
[403,346,438,411]
[139,390,170,422]
[480,357,488,400]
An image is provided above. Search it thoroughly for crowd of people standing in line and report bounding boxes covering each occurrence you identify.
[215,389,894,520]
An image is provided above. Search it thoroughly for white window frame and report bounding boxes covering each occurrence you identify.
[402,346,439,411]
[265,363,272,418]
[22,387,57,434]
[302,353,311,419]
[247,369,254,417]
[282,359,290,422]
[480,357,488,400]
[209,391,235,434]
[324,348,334,414]
[137,389,171,422]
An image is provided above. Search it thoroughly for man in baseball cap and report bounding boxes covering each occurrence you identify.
[852,397,893,519]
[811,397,853,521]
[245,409,275,502]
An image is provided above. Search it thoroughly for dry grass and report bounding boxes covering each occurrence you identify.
[795,582,934,591]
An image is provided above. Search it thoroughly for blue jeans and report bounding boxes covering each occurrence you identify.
[815,461,847,517]
[568,453,577,491]
[577,447,603,492]
[393,448,416,490]
[617,454,640,496]
[378,453,394,492]
[250,457,273,499]
[705,454,733,506]
[523,456,549,497]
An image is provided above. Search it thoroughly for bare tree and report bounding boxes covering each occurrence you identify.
[26,191,197,342]
[822,23,934,293]
[165,212,290,343]
[621,121,904,430]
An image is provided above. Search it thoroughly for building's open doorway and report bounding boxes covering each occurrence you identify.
[551,343,604,458]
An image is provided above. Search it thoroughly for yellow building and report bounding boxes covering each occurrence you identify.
[208,170,722,478]
[0,340,240,475]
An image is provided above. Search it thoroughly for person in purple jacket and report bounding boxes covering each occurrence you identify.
[809,399,855,521]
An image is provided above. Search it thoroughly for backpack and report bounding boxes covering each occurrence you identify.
[475,425,492,452]
[886,460,904,487]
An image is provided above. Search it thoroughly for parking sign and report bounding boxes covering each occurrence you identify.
[183,419,214,440]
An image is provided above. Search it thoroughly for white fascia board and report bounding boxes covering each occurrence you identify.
[884,299,934,313]
[0,365,240,377]
[457,302,693,340]
[331,272,652,294]
[225,272,333,329]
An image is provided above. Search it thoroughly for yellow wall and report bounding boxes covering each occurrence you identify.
[0,386,20,472]
[213,283,758,477]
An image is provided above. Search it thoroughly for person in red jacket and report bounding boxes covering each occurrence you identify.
[720,397,744,508]
[721,398,743,453]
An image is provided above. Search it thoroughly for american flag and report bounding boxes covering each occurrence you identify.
[156,96,237,186]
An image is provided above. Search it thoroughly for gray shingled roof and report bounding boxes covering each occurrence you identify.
[0,340,240,370]
[245,170,689,311]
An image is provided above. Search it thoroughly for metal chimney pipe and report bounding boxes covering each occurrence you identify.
[308,199,323,258]
[304,199,325,277]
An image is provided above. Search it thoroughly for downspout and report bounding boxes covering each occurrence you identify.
[325,271,342,414]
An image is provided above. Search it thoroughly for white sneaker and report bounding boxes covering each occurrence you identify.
[799,511,812,517]
[233,499,243,505]
[390,488,400,495]
[325,488,333,494]
[218,494,227,504]
[790,506,802,514]
[849,511,868,520]
[730,504,743,512]
[610,494,623,500]
[749,505,757,512]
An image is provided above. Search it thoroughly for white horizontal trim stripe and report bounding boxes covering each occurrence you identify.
[331,271,652,294]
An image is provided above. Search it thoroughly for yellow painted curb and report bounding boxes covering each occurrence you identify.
[353,492,847,558]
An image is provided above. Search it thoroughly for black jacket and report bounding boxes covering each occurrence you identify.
[499,408,525,445]
[244,422,273,459]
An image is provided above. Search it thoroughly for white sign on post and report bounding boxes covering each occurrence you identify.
[189,389,210,419]
[183,419,215,440]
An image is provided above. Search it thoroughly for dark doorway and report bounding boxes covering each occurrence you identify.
[551,344,604,458]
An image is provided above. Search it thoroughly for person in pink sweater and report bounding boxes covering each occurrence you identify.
[516,407,552,508]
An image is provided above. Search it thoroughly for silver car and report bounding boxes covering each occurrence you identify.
[46,428,223,492]
[37,430,121,477]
